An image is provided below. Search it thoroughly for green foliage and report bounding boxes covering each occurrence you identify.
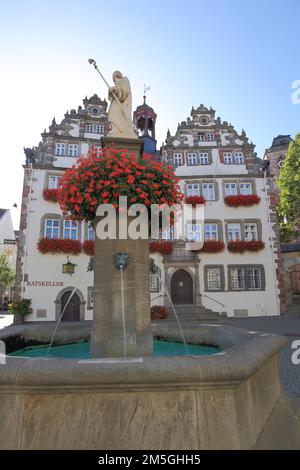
[277,134,300,241]
[8,298,32,315]
[0,253,15,288]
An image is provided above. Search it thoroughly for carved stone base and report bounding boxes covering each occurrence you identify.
[101,136,144,155]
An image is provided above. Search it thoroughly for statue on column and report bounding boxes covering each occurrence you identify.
[107,71,136,139]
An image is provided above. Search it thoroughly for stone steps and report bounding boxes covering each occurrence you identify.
[165,304,225,321]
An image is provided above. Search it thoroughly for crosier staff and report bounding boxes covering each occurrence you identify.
[88,59,133,135]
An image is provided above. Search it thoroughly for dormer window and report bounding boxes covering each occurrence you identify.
[187,153,198,165]
[173,153,183,166]
[95,124,104,135]
[234,152,244,164]
[199,153,209,165]
[224,152,233,164]
[198,133,205,142]
[68,144,78,157]
[207,133,214,141]
[86,124,93,133]
[55,143,66,156]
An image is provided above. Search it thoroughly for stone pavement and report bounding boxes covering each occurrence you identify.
[207,316,300,407]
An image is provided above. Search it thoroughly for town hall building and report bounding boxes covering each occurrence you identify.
[15,96,285,321]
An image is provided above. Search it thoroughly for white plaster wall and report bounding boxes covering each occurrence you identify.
[53,156,78,168]
[23,169,93,321]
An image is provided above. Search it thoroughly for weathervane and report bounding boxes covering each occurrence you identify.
[143,84,151,103]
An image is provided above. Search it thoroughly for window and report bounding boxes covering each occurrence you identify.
[199,153,209,165]
[234,152,244,164]
[228,223,241,241]
[150,267,161,292]
[239,182,252,195]
[174,153,183,166]
[202,183,215,201]
[187,153,198,165]
[228,266,265,291]
[204,224,218,241]
[161,226,175,240]
[55,143,66,156]
[198,133,205,142]
[95,124,104,135]
[206,267,222,291]
[48,175,61,189]
[207,133,214,141]
[244,223,258,241]
[187,183,200,197]
[87,222,95,240]
[228,267,245,290]
[68,144,78,157]
[45,219,60,239]
[247,268,262,290]
[87,287,94,309]
[63,220,78,240]
[85,124,93,133]
[225,183,237,196]
[224,152,233,164]
[188,224,201,241]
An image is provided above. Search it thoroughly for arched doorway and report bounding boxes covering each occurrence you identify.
[61,291,80,321]
[171,269,193,304]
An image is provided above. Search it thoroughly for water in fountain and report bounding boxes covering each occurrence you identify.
[155,270,189,356]
[46,286,78,357]
[120,266,127,357]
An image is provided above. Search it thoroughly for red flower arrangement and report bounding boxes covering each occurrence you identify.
[151,305,167,320]
[227,240,265,253]
[58,146,183,221]
[83,240,95,256]
[37,238,82,255]
[197,240,225,253]
[149,240,174,255]
[185,195,206,205]
[43,189,59,202]
[224,195,261,207]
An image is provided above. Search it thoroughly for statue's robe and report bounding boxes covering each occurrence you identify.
[107,76,136,138]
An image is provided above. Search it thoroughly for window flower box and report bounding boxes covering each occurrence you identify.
[149,240,174,255]
[224,195,261,207]
[185,195,206,205]
[197,240,225,253]
[43,189,59,202]
[227,240,265,253]
[37,238,82,255]
[83,240,95,256]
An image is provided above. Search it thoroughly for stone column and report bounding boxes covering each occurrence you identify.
[90,136,152,358]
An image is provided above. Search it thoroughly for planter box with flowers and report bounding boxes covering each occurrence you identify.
[151,305,168,320]
[185,195,206,206]
[37,238,82,255]
[149,240,174,255]
[83,240,95,256]
[43,189,59,202]
[227,240,265,253]
[224,194,261,207]
[197,240,225,253]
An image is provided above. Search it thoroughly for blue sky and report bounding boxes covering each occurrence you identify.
[0,0,299,227]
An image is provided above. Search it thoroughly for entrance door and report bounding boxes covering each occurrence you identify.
[171,269,193,304]
[61,291,80,321]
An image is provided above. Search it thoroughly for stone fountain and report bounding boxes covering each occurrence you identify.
[0,68,299,449]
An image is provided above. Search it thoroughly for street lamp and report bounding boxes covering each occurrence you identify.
[62,256,76,275]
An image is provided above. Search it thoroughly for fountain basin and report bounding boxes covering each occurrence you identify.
[0,322,299,449]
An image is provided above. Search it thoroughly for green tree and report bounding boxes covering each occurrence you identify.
[277,133,300,242]
[0,253,15,288]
